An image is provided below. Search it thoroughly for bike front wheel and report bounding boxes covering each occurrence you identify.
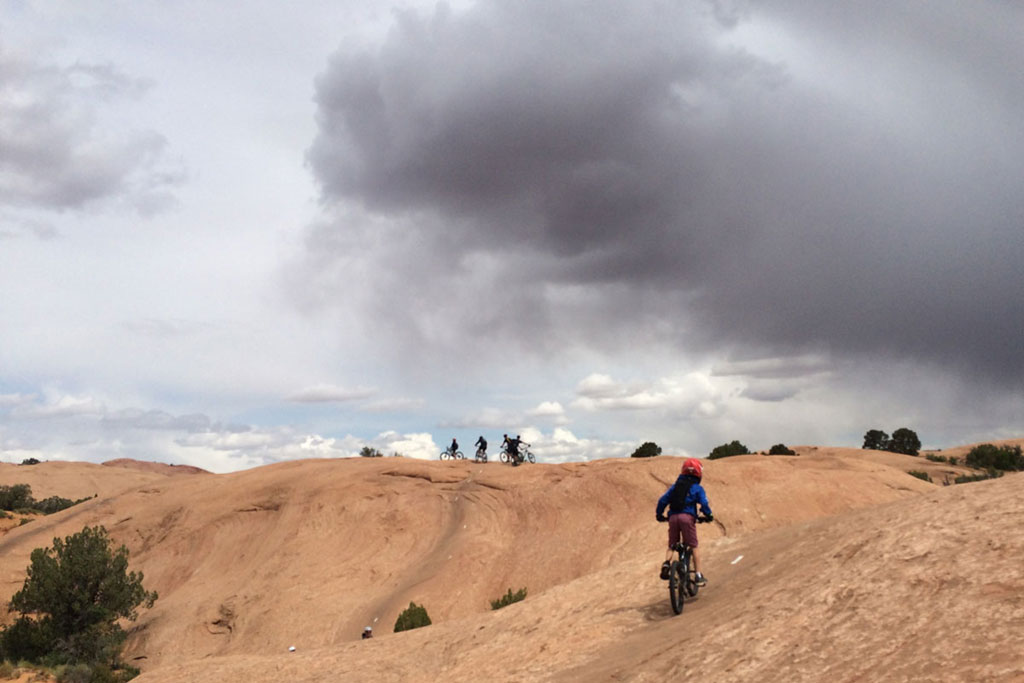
[499,451,509,463]
[669,560,684,615]
[526,451,536,463]
[684,551,699,597]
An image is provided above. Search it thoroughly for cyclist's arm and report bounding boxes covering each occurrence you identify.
[696,486,712,518]
[656,486,673,518]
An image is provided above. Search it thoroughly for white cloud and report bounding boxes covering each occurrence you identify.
[528,401,566,418]
[12,392,106,419]
[370,431,438,460]
[572,372,739,415]
[286,384,376,403]
[522,427,636,463]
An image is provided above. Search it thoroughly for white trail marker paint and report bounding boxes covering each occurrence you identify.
[731,555,744,565]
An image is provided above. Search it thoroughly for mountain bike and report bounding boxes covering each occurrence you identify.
[474,447,488,463]
[500,446,535,465]
[439,446,464,460]
[663,515,711,615]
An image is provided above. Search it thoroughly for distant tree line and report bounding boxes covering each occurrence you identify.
[862,428,921,456]
[0,484,93,516]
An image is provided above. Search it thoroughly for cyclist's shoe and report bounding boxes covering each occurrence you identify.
[660,562,671,580]
[695,573,707,586]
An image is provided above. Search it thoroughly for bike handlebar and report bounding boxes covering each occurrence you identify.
[658,514,713,523]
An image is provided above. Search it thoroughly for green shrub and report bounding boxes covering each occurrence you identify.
[490,587,527,610]
[708,440,749,460]
[948,456,959,466]
[907,470,932,482]
[1,526,157,666]
[0,484,34,511]
[33,496,76,515]
[20,458,40,466]
[925,454,947,463]
[629,442,662,458]
[0,616,52,662]
[0,485,91,515]
[954,470,1004,484]
[56,663,94,683]
[393,602,431,633]
[768,444,796,456]
[53,662,138,683]
[965,444,1024,472]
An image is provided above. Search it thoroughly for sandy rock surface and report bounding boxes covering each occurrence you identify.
[0,447,1020,682]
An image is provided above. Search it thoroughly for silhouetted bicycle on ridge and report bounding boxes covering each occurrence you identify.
[439,446,464,460]
[499,445,535,465]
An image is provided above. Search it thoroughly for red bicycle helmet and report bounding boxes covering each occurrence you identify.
[681,458,703,479]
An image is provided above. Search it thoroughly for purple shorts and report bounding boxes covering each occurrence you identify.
[668,513,698,549]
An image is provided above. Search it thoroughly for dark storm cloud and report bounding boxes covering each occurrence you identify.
[305,0,1024,381]
[0,51,178,212]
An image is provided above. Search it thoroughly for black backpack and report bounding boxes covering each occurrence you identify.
[668,475,697,511]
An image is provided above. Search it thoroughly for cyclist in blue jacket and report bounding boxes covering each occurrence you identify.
[656,458,713,585]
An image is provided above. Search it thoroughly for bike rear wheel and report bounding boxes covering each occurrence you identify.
[669,560,685,614]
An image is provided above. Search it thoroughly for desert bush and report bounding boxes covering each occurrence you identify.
[0,485,91,516]
[708,440,749,460]
[359,446,384,458]
[768,444,796,456]
[490,587,527,610]
[954,470,1004,484]
[393,602,431,633]
[33,496,77,515]
[56,663,94,683]
[924,454,947,463]
[629,442,661,458]
[0,485,34,511]
[907,470,932,482]
[54,662,137,683]
[965,443,1024,472]
[20,458,40,466]
[1,526,157,666]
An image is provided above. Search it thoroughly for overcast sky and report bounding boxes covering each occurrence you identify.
[1,0,1021,472]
